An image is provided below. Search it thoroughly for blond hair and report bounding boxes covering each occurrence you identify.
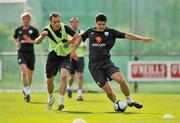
[21,12,32,19]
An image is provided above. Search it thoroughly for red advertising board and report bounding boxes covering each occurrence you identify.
[131,64,167,78]
[171,64,180,78]
[128,61,180,81]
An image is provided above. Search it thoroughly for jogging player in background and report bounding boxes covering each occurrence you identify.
[71,13,152,110]
[67,17,86,101]
[35,12,77,110]
[13,12,39,102]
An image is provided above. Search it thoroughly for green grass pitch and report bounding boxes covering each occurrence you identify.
[0,92,180,123]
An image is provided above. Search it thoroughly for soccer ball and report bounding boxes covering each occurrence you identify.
[114,100,127,112]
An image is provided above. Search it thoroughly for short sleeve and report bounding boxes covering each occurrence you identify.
[42,28,50,37]
[81,29,89,41]
[13,28,18,39]
[34,28,39,38]
[111,28,126,38]
[64,25,76,37]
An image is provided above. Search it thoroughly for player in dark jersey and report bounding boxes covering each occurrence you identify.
[35,12,77,110]
[71,13,152,110]
[13,12,39,102]
[67,17,86,101]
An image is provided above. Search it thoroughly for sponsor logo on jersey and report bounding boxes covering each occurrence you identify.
[92,43,106,47]
[95,36,102,43]
[23,34,29,41]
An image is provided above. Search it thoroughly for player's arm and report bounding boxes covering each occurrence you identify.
[125,33,152,42]
[13,37,21,49]
[13,29,21,48]
[27,28,40,44]
[70,35,82,61]
[63,25,78,46]
[64,33,79,46]
[35,31,48,44]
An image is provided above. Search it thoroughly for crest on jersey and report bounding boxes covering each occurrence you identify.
[28,29,33,34]
[104,31,109,36]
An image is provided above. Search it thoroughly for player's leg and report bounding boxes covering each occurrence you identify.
[45,51,59,109]
[18,51,31,102]
[26,69,33,86]
[69,74,75,87]
[77,72,83,101]
[57,68,68,110]
[89,62,117,102]
[26,53,35,87]
[47,76,55,95]
[57,56,70,110]
[67,74,74,98]
[59,68,68,96]
[102,82,117,103]
[20,64,31,102]
[111,72,130,97]
[67,59,76,98]
[46,75,55,110]
[76,57,85,101]
[20,64,29,87]
[111,72,143,109]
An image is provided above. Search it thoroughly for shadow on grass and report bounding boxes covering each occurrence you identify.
[29,101,47,104]
[82,100,104,102]
[54,110,179,116]
[54,110,140,114]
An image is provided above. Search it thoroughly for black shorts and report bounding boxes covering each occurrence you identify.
[88,59,119,88]
[46,51,70,78]
[69,57,85,74]
[17,50,35,70]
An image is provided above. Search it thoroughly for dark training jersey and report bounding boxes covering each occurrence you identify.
[13,26,39,52]
[81,27,125,62]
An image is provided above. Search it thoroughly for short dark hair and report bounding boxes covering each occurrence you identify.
[49,12,60,21]
[96,13,107,22]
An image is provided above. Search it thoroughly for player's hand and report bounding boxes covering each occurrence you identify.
[26,38,36,44]
[65,39,75,46]
[70,50,79,61]
[41,31,48,37]
[142,37,152,43]
[25,37,37,44]
[16,41,21,48]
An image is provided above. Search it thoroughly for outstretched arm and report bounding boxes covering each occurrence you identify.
[64,33,79,45]
[125,33,152,42]
[35,31,48,44]
[70,35,82,61]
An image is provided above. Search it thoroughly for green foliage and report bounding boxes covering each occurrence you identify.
[0,23,16,52]
[1,0,179,53]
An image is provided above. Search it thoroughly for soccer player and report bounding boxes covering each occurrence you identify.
[67,17,86,101]
[35,12,77,110]
[71,13,152,110]
[13,12,39,102]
